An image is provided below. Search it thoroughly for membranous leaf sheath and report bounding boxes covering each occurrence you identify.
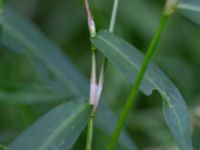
[91,30,193,150]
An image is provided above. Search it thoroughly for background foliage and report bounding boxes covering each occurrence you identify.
[0,0,200,149]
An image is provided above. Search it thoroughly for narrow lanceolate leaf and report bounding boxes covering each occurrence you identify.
[2,7,88,98]
[0,90,69,104]
[178,0,200,25]
[2,8,137,150]
[8,100,92,150]
[0,82,70,104]
[91,30,193,150]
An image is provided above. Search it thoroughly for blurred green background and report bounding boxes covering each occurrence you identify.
[1,0,200,149]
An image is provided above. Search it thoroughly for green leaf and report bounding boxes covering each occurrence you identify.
[2,7,88,98]
[91,30,193,150]
[0,90,68,104]
[178,0,200,25]
[8,100,92,150]
[2,8,137,150]
[0,82,70,104]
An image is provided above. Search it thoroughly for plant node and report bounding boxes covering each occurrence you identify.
[85,0,96,37]
[164,0,178,16]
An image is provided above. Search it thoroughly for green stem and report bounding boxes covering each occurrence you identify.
[108,14,169,150]
[86,111,96,150]
[109,0,119,33]
[86,46,97,150]
[86,47,97,150]
[84,0,97,149]
[98,0,119,92]
[86,0,120,149]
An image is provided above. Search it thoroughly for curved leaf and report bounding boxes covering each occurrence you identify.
[91,30,193,150]
[0,90,68,104]
[178,0,200,25]
[2,7,88,98]
[8,100,91,150]
[0,82,70,104]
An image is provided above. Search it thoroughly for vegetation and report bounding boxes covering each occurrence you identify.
[0,0,200,150]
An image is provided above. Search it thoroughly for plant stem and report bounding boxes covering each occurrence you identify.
[109,0,119,33]
[86,111,96,150]
[108,14,169,150]
[98,0,119,95]
[86,50,97,150]
[84,0,98,149]
[86,0,120,149]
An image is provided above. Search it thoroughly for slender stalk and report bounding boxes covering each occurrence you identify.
[89,48,97,107]
[108,13,170,150]
[86,46,98,150]
[97,0,119,98]
[109,0,119,32]
[84,0,98,149]
[86,1,120,149]
[86,111,96,150]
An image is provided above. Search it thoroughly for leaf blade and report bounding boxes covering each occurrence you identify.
[0,82,71,104]
[8,100,91,150]
[2,7,88,98]
[91,30,193,150]
[178,0,200,25]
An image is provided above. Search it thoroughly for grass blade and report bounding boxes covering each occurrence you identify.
[8,100,91,150]
[178,0,200,25]
[91,30,193,150]
[2,7,88,98]
[0,82,70,104]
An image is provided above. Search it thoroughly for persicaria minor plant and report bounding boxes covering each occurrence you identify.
[1,0,200,149]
